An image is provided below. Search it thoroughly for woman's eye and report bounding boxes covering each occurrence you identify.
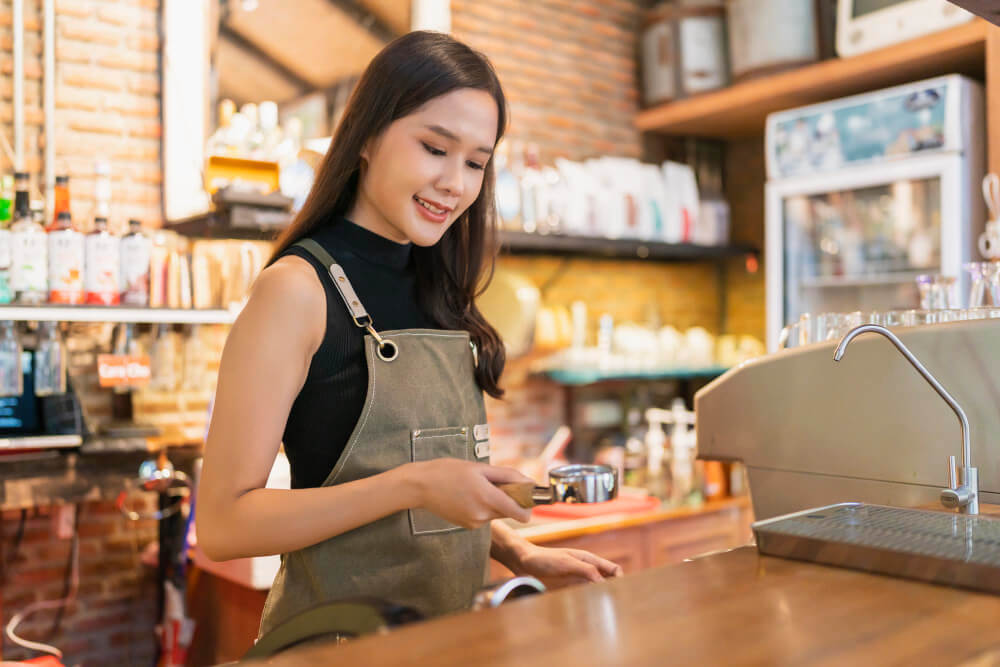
[422,142,446,156]
[466,161,485,171]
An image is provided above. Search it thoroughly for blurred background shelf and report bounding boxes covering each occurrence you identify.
[635,19,990,138]
[0,305,239,324]
[541,365,731,386]
[501,231,757,262]
[799,271,926,289]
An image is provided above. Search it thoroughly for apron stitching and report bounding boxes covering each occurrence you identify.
[328,340,377,486]
[387,332,467,339]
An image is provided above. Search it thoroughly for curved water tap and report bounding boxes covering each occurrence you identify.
[834,324,978,514]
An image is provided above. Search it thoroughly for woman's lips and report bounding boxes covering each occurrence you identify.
[413,196,448,223]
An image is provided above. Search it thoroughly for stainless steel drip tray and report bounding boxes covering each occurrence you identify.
[753,503,1000,595]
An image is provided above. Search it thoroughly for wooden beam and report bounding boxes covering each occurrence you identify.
[325,0,398,44]
[218,23,314,94]
[988,24,1000,174]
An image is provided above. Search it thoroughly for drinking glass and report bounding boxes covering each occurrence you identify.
[916,274,957,310]
[964,262,994,308]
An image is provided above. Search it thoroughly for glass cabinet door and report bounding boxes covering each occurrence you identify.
[782,176,941,326]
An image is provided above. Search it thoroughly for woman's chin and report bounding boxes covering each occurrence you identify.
[406,220,452,247]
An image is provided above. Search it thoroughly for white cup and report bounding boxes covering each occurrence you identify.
[978,221,1000,259]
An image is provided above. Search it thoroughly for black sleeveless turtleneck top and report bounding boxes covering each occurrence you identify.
[278,218,435,489]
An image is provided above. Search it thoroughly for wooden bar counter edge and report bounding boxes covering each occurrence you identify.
[259,503,1000,666]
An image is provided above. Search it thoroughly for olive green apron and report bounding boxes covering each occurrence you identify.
[257,239,492,638]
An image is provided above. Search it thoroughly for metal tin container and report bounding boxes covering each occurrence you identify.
[726,0,819,81]
[641,1,729,106]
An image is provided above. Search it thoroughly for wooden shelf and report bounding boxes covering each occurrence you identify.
[0,304,238,324]
[636,20,991,138]
[501,231,756,262]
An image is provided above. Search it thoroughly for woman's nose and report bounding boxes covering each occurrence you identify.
[436,161,464,197]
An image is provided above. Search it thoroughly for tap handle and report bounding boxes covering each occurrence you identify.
[949,455,958,489]
[941,485,972,509]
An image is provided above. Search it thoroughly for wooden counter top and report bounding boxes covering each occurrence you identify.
[264,546,1000,666]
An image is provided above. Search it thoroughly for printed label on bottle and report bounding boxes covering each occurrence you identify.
[120,234,151,306]
[11,230,48,292]
[85,234,121,305]
[48,230,85,304]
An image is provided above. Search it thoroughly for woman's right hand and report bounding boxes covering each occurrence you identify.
[403,459,534,528]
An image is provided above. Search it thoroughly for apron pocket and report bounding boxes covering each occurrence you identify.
[409,426,471,536]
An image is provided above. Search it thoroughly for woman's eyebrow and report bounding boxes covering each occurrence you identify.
[424,124,493,155]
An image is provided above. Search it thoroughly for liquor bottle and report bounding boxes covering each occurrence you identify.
[84,216,120,305]
[120,218,151,307]
[48,211,85,304]
[0,175,13,304]
[48,175,69,232]
[10,172,48,305]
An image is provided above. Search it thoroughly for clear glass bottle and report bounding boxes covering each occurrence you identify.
[85,216,120,305]
[120,218,151,307]
[48,211,85,305]
[0,175,13,304]
[34,321,66,396]
[10,172,49,305]
[0,321,23,397]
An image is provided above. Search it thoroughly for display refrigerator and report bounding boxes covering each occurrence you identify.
[764,75,985,350]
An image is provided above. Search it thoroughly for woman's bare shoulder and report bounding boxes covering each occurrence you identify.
[230,254,327,355]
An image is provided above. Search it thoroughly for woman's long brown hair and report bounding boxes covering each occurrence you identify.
[269,31,509,397]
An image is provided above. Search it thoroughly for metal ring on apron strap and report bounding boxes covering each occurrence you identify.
[365,323,399,362]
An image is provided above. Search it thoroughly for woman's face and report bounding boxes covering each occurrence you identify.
[355,87,499,246]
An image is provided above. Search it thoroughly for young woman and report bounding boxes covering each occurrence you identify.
[196,31,622,638]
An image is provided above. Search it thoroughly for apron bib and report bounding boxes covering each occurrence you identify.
[257,239,492,638]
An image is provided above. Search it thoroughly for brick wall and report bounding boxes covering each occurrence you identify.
[0,4,163,663]
[1,501,159,665]
[452,0,641,164]
[0,0,163,232]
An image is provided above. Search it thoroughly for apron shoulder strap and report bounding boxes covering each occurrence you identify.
[292,238,372,328]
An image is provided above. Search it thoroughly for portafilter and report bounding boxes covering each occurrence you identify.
[498,464,618,508]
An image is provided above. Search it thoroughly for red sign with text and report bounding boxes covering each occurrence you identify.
[97,354,152,388]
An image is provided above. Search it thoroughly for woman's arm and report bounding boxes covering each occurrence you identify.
[197,257,531,562]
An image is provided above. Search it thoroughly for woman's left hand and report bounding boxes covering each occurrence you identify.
[513,544,623,588]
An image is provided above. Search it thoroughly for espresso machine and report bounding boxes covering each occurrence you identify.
[695,318,1000,521]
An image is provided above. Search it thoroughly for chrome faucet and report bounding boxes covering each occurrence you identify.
[834,324,979,515]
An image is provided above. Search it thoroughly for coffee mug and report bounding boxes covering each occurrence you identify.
[979,221,1000,259]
